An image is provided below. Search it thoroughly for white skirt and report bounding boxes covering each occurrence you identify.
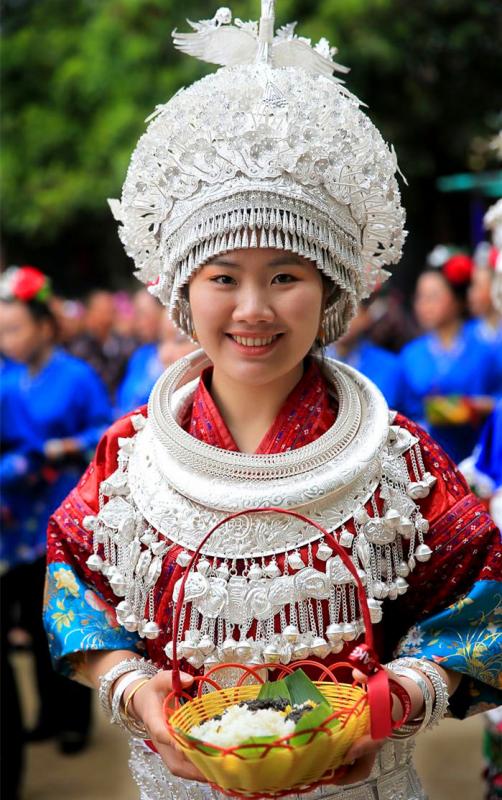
[128,738,426,800]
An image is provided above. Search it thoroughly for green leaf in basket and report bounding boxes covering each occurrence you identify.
[257,678,292,703]
[289,702,340,747]
[284,668,327,707]
[177,729,221,756]
[234,735,279,759]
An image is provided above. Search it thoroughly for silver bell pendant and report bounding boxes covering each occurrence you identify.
[326,623,344,643]
[310,636,331,659]
[198,635,215,656]
[86,553,103,572]
[196,558,212,576]
[368,599,383,624]
[282,624,300,643]
[263,560,281,579]
[415,544,432,562]
[342,623,357,641]
[141,621,161,640]
[221,638,236,661]
[287,550,305,571]
[291,640,310,660]
[316,542,333,561]
[248,562,263,581]
[263,643,282,664]
[234,640,253,662]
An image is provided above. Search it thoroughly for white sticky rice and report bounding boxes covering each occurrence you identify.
[189,703,296,748]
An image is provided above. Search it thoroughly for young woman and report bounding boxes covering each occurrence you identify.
[400,254,501,463]
[43,4,501,799]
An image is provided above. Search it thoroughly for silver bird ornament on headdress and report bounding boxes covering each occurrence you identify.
[110,0,406,344]
[172,1,349,80]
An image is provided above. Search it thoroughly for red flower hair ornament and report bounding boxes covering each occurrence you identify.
[0,266,52,303]
[442,253,474,286]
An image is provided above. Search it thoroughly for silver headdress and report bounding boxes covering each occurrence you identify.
[110,1,406,343]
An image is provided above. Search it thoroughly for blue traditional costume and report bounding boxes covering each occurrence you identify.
[399,322,501,464]
[116,342,164,418]
[1,348,111,570]
[327,340,404,411]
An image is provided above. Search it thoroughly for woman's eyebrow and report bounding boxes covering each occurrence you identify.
[206,258,239,267]
[205,255,307,268]
[267,255,306,267]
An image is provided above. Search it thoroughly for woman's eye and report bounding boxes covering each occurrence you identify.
[210,274,236,285]
[272,273,297,284]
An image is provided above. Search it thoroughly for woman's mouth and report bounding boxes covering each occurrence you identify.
[226,333,282,353]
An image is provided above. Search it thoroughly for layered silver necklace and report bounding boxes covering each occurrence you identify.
[84,351,435,670]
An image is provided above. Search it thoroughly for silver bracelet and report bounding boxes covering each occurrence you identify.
[111,669,151,725]
[392,657,449,728]
[98,658,158,719]
[387,664,433,739]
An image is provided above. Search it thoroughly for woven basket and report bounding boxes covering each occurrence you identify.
[163,508,393,798]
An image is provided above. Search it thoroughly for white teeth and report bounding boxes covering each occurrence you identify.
[232,335,277,347]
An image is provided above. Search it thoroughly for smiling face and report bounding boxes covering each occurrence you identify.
[188,248,325,388]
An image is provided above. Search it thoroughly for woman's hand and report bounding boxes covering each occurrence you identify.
[331,665,426,786]
[127,669,207,783]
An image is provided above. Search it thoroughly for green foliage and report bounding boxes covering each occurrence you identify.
[2,0,501,256]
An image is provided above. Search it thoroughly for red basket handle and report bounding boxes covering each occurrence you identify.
[171,507,392,739]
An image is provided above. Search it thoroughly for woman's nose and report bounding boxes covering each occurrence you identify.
[232,287,275,323]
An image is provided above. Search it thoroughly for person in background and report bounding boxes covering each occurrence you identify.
[468,199,502,393]
[113,290,136,339]
[0,266,112,790]
[49,295,85,346]
[362,286,419,354]
[468,247,502,346]
[116,297,197,417]
[400,250,500,464]
[326,300,404,410]
[68,288,136,401]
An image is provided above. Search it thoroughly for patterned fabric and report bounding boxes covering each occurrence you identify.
[44,562,141,677]
[188,361,336,453]
[44,364,501,718]
[396,579,501,710]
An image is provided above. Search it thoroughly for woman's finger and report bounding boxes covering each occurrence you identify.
[155,740,208,782]
[343,734,382,763]
[334,752,377,785]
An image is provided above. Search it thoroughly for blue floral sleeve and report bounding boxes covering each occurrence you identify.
[44,561,142,679]
[395,579,502,715]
